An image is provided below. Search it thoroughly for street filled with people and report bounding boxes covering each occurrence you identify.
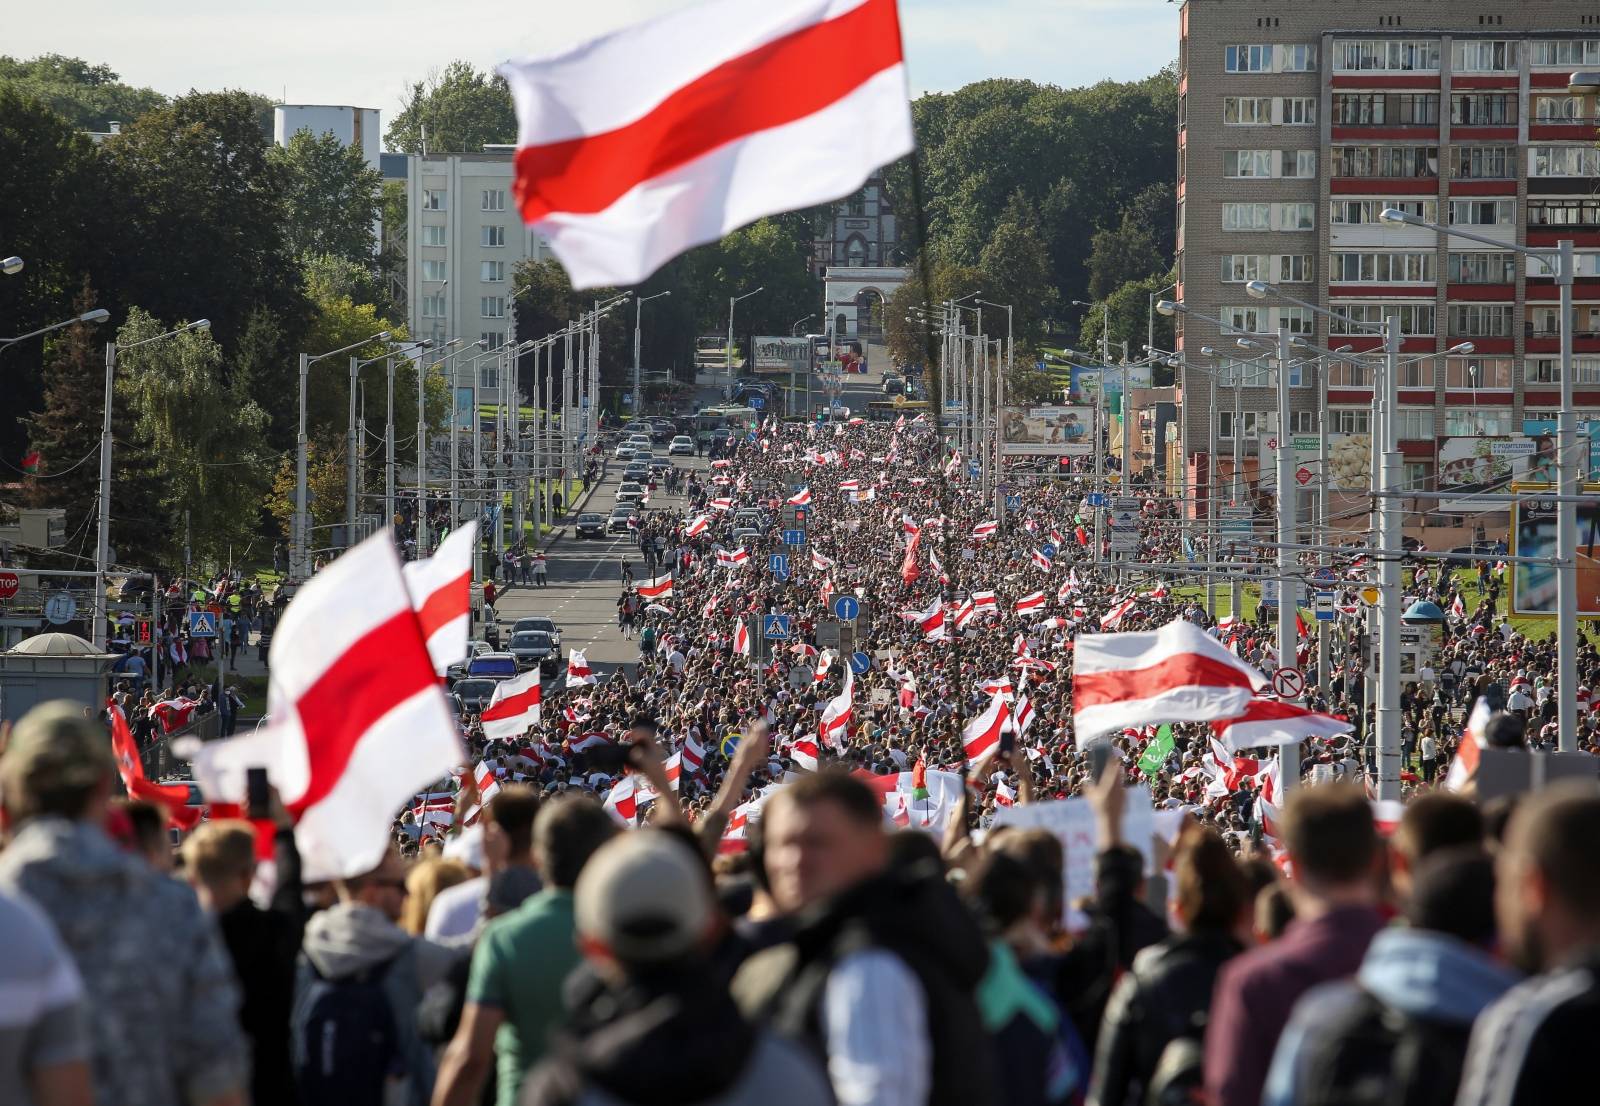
[4,411,1599,1106]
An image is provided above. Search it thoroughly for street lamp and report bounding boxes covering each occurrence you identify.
[791,314,816,336]
[1,308,110,355]
[1376,199,1584,753]
[95,317,211,649]
[417,338,487,553]
[633,290,671,415]
[726,286,764,387]
[295,330,390,578]
[347,340,417,545]
[2,256,22,276]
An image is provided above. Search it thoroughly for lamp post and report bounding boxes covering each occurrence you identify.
[96,317,211,649]
[978,299,1015,514]
[1379,183,1589,751]
[415,338,485,556]
[1,256,22,275]
[633,290,671,417]
[347,340,416,547]
[726,287,764,391]
[1,308,110,356]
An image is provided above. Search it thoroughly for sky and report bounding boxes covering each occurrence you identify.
[7,0,1178,132]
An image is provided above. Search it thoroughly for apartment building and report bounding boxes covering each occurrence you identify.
[1175,2,1600,531]
[404,152,556,356]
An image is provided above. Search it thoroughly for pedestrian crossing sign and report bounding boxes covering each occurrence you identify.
[187,610,219,638]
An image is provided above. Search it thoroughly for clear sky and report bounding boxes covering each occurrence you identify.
[7,0,1177,134]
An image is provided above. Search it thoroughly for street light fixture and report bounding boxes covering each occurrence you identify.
[1,307,111,355]
[791,314,816,336]
[94,317,210,649]
[633,290,671,414]
[726,286,764,386]
[2,256,22,276]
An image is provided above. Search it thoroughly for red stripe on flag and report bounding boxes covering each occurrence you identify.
[512,0,903,220]
[416,569,470,639]
[482,682,541,722]
[288,610,437,817]
[1074,654,1259,710]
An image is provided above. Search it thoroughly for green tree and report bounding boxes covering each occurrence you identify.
[270,128,383,263]
[298,269,415,457]
[1076,269,1177,379]
[977,192,1058,356]
[266,445,345,538]
[115,309,273,566]
[0,54,166,132]
[21,285,171,570]
[385,61,516,154]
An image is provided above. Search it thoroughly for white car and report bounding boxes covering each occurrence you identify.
[669,435,695,456]
[614,442,636,460]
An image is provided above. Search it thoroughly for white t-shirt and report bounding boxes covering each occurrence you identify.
[424,875,486,940]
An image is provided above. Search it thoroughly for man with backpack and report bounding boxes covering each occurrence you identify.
[1261,848,1517,1106]
[293,848,454,1106]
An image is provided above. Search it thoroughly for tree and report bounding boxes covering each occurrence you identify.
[0,54,166,132]
[114,309,273,566]
[1076,269,1177,378]
[21,285,171,570]
[265,445,345,539]
[977,192,1058,356]
[298,269,415,459]
[270,128,383,263]
[385,61,516,154]
[1086,182,1174,301]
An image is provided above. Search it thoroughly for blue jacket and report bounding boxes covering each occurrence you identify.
[1261,926,1521,1106]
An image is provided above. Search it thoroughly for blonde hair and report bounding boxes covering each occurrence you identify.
[180,820,258,885]
[400,857,472,935]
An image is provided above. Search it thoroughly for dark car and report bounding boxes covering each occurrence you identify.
[445,639,494,684]
[624,463,651,484]
[609,506,637,534]
[466,653,518,681]
[453,677,498,714]
[507,630,559,675]
[512,616,562,648]
[651,418,675,443]
[575,513,607,538]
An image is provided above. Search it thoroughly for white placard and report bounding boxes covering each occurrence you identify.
[991,786,1155,928]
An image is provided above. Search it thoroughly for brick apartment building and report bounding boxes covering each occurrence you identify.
[1174,1,1600,535]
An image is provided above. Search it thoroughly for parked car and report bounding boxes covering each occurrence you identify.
[511,616,562,648]
[453,677,498,714]
[669,434,695,456]
[575,513,607,538]
[609,505,637,533]
[446,639,495,683]
[466,653,519,682]
[507,630,560,675]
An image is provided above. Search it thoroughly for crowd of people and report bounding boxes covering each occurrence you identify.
[4,412,1599,1106]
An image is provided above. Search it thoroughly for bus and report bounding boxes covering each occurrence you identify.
[691,405,762,436]
[864,399,929,423]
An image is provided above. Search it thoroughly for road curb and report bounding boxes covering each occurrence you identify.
[537,460,609,553]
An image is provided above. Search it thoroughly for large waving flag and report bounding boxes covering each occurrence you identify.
[818,667,855,751]
[401,522,478,675]
[1211,697,1351,752]
[567,648,598,686]
[1073,617,1267,743]
[480,668,543,740]
[962,692,1007,766]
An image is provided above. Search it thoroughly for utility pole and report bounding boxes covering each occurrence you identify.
[1375,315,1403,801]
[1274,327,1299,791]
[346,355,359,549]
[384,355,396,532]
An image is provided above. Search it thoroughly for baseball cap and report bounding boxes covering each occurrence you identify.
[0,700,115,803]
[574,831,712,964]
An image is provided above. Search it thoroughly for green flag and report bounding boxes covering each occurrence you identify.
[1137,724,1175,779]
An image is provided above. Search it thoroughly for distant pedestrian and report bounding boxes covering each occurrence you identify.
[533,552,548,588]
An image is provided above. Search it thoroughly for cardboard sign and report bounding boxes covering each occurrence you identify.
[991,786,1155,928]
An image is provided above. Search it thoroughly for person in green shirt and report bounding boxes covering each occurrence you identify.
[432,797,618,1106]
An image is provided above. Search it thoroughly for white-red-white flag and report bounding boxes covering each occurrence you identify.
[498,0,912,289]
[637,574,674,600]
[971,520,998,540]
[790,737,820,771]
[818,666,854,750]
[401,522,479,676]
[733,616,751,657]
[787,486,812,506]
[1211,696,1351,752]
[567,648,598,686]
[1072,617,1266,743]
[684,514,712,538]
[480,668,543,740]
[1015,590,1047,616]
[963,692,1007,765]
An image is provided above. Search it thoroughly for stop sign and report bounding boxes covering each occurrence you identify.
[0,571,17,600]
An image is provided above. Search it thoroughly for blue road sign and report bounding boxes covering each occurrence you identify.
[968,460,981,478]
[772,565,790,583]
[782,528,806,546]
[849,650,872,675]
[1315,591,1337,621]
[768,553,790,576]
[748,394,765,410]
[1005,494,1023,511]
[1313,566,1337,583]
[1086,492,1106,508]
[1040,542,1058,560]
[187,610,219,639]
[762,614,791,640]
[832,594,860,621]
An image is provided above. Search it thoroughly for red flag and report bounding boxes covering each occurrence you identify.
[110,703,201,829]
[19,449,41,474]
[1075,525,1089,547]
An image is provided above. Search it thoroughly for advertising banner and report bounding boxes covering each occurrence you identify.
[1437,436,1535,511]
[1071,364,1153,405]
[751,336,812,375]
[1522,419,1600,481]
[1001,405,1095,456]
[1327,432,1372,493]
[1512,486,1600,618]
[453,386,476,432]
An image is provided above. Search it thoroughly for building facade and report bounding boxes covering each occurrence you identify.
[1176,2,1600,532]
[403,152,556,353]
[274,105,381,171]
[812,172,902,277]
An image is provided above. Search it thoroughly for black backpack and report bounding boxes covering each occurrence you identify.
[291,953,402,1106]
[1299,988,1471,1106]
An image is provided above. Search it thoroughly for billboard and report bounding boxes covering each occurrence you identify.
[1437,436,1536,511]
[1001,405,1094,456]
[1512,487,1600,618]
[1522,418,1600,481]
[453,386,476,431]
[1327,432,1372,493]
[1071,364,1153,405]
[751,336,812,374]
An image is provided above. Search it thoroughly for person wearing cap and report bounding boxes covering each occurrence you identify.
[520,831,832,1106]
[0,699,250,1106]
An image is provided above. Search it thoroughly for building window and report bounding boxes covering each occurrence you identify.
[1330,304,1434,336]
[1330,198,1437,225]
[1329,361,1374,387]
[1275,202,1315,230]
[1333,39,1441,72]
[1225,43,1316,73]
[1446,357,1514,390]
[1448,252,1517,284]
[481,225,506,247]
[1328,251,1435,283]
[1534,95,1587,121]
[1223,96,1272,124]
[1329,145,1439,178]
[1448,198,1515,226]
[1279,254,1313,282]
[1451,93,1517,126]
[1283,150,1317,177]
[1393,410,1435,439]
[421,259,448,282]
[1290,410,1317,433]
[1219,411,1263,439]
[1221,306,1262,335]
[1445,409,1515,435]
[481,260,506,282]
[480,296,505,318]
[1448,304,1514,338]
[421,224,447,247]
[1282,97,1316,124]
[422,189,446,211]
[1531,40,1600,66]
[1527,198,1600,226]
[481,189,506,212]
[1404,461,1431,489]
[1331,409,1371,434]
[1528,357,1600,385]
[1218,360,1271,388]
[1278,306,1313,335]
[1453,40,1518,72]
[1450,145,1516,179]
[1531,146,1600,177]
[1220,254,1266,282]
[1223,203,1272,231]
[1333,92,1439,125]
[480,332,504,351]
[421,294,446,318]
[1224,150,1275,177]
